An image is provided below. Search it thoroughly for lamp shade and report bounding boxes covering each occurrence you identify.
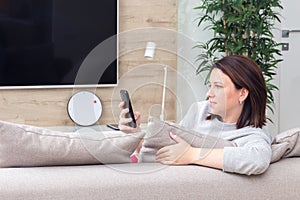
[144,42,156,60]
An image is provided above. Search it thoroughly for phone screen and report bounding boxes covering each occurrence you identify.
[106,123,120,131]
[120,90,137,128]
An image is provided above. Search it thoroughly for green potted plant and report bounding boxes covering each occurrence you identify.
[194,0,283,115]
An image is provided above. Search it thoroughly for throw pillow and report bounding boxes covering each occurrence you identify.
[271,128,300,163]
[139,117,235,162]
[0,120,144,167]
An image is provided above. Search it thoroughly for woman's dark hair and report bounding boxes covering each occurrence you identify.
[207,55,267,129]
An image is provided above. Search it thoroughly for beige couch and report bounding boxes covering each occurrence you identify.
[1,120,300,199]
[1,158,300,200]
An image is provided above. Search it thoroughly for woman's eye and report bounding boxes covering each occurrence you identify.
[207,83,223,89]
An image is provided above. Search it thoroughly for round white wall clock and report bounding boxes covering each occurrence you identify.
[67,91,102,126]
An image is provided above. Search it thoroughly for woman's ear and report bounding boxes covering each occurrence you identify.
[239,88,249,103]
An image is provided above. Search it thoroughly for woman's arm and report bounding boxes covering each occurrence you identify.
[156,132,223,169]
[156,132,272,175]
[118,101,141,133]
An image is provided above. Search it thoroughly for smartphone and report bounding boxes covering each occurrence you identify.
[106,123,120,131]
[120,89,137,128]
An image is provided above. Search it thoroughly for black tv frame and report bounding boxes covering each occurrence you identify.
[0,0,119,89]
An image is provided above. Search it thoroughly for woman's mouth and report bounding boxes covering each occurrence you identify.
[209,101,216,107]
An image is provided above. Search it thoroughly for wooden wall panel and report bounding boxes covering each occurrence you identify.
[0,0,177,126]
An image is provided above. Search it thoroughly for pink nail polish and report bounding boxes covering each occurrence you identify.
[169,132,176,139]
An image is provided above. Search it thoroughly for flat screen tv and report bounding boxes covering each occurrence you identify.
[0,0,118,89]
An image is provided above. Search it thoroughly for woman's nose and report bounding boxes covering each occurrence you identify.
[207,87,214,98]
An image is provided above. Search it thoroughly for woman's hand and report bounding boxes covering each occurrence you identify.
[118,101,141,133]
[156,132,198,165]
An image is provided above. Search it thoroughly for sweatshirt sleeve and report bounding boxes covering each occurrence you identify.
[179,102,198,128]
[222,133,272,175]
[179,101,209,129]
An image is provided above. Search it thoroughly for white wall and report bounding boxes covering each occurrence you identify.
[279,0,300,132]
[176,0,211,121]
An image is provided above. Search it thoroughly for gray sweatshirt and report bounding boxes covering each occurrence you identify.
[179,101,272,175]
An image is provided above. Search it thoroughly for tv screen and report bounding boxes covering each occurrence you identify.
[0,0,118,88]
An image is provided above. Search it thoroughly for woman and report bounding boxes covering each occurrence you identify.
[119,55,272,175]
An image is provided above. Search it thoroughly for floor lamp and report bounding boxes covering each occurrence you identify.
[144,42,167,121]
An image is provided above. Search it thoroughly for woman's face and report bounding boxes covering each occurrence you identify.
[207,68,243,123]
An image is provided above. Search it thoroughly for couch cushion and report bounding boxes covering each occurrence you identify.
[1,159,300,200]
[271,127,300,163]
[0,120,144,167]
[139,117,235,162]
